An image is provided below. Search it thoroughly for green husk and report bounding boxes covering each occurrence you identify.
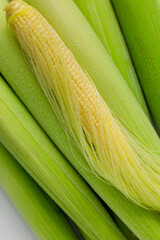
[111,214,138,240]
[0,75,125,240]
[1,0,160,239]
[0,143,78,240]
[79,229,91,240]
[111,0,160,132]
[73,0,149,117]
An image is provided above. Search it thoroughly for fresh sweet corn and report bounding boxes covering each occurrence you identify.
[2,0,160,239]
[5,0,160,211]
[0,142,78,240]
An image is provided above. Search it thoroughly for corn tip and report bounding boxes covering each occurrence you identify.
[4,0,28,24]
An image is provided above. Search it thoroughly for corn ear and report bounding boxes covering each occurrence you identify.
[6,0,160,210]
[0,142,78,240]
[73,0,149,117]
[1,0,160,239]
[111,0,160,132]
[0,75,125,240]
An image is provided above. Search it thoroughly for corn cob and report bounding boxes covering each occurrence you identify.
[111,0,160,132]
[73,0,149,117]
[0,142,78,240]
[2,1,160,240]
[6,0,160,211]
[0,75,125,240]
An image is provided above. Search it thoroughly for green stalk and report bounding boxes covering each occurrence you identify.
[0,143,78,240]
[111,0,160,132]
[1,0,160,239]
[0,75,125,240]
[73,0,149,117]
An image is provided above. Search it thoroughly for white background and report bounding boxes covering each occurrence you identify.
[0,187,83,239]
[0,188,37,240]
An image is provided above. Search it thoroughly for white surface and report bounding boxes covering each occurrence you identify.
[0,187,37,240]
